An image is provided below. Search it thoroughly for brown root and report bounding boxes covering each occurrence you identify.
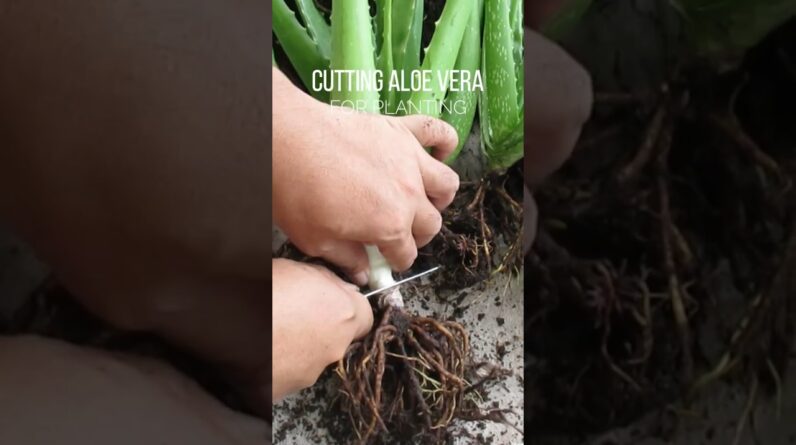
[334,305,480,444]
[421,170,523,291]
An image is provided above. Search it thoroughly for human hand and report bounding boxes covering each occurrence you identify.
[523,29,593,253]
[0,0,277,417]
[272,259,373,401]
[272,68,460,284]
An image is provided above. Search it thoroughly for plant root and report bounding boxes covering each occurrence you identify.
[423,171,523,290]
[335,305,479,444]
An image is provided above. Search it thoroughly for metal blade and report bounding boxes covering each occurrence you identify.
[361,266,440,298]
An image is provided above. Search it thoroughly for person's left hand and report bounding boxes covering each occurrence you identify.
[272,259,374,402]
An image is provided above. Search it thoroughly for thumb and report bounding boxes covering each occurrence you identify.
[395,115,459,162]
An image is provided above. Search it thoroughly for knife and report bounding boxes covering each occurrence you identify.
[361,266,440,298]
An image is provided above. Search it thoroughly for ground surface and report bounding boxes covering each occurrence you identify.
[272,272,525,445]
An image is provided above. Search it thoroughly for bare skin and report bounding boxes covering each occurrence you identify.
[271,259,373,401]
[523,7,594,253]
[273,68,460,280]
[0,336,268,445]
[0,0,460,428]
[270,70,459,400]
[0,0,590,440]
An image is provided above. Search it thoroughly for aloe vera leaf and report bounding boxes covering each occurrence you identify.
[510,0,524,108]
[330,0,380,113]
[294,0,331,60]
[273,0,329,102]
[440,0,483,164]
[376,0,396,113]
[407,0,476,117]
[673,0,796,57]
[481,0,523,171]
[391,0,424,108]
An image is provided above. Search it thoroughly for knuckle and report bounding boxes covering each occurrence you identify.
[429,211,443,234]
[440,167,460,192]
[399,177,424,198]
[416,210,442,237]
[376,212,410,243]
[422,116,437,130]
[396,248,418,272]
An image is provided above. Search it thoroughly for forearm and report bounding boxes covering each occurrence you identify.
[0,0,269,265]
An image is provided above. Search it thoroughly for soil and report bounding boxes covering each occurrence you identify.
[416,164,524,292]
[525,18,796,442]
[272,272,525,445]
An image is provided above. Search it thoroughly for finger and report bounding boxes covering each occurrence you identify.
[295,240,370,286]
[317,241,370,287]
[412,199,443,248]
[377,235,418,273]
[417,150,460,210]
[524,30,592,186]
[397,115,459,162]
[524,187,538,255]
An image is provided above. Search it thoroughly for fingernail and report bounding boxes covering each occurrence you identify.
[352,271,369,287]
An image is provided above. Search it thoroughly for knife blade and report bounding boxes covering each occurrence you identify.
[362,266,440,298]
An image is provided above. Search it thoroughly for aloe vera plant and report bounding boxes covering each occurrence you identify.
[440,0,483,161]
[541,0,796,59]
[405,0,476,116]
[480,0,524,170]
[375,0,424,114]
[325,4,484,440]
[275,3,522,439]
[273,0,524,171]
[272,0,329,101]
[672,0,796,57]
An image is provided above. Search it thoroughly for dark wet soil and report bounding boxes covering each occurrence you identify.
[525,18,796,441]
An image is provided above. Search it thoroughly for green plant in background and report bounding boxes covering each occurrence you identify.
[272,0,524,169]
[671,0,796,56]
[480,0,524,170]
[440,0,483,161]
[376,0,424,114]
[272,0,330,101]
[541,0,592,41]
[543,0,796,59]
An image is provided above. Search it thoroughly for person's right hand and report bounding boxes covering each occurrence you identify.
[272,258,374,401]
[273,68,460,285]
